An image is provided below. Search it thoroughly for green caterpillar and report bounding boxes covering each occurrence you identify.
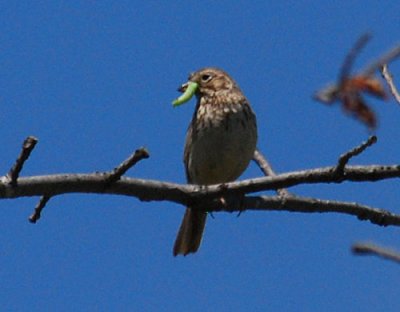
[172,82,199,107]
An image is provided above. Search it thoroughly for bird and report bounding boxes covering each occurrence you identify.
[172,67,258,256]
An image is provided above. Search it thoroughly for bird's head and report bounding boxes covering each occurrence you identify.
[173,67,237,107]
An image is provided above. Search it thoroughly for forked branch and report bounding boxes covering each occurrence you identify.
[1,136,400,229]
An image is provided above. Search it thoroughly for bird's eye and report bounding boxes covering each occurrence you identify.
[201,74,212,82]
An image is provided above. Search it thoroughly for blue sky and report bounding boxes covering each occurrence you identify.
[1,1,400,311]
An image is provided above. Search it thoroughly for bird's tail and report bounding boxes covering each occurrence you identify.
[173,208,207,256]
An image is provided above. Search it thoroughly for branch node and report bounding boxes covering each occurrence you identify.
[335,135,377,175]
[29,195,50,223]
[252,149,291,196]
[105,147,149,187]
[6,136,38,186]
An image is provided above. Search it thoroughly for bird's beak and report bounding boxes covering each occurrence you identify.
[178,82,190,93]
[172,81,199,107]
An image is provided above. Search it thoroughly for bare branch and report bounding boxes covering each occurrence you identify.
[253,149,276,177]
[5,172,399,228]
[6,136,38,186]
[1,139,399,230]
[352,242,400,264]
[314,33,372,104]
[1,163,400,209]
[26,148,150,223]
[252,149,289,196]
[105,147,149,185]
[314,37,400,104]
[362,45,400,77]
[335,135,377,174]
[181,194,400,226]
[29,195,50,223]
[313,84,338,104]
[339,33,371,83]
[244,195,400,227]
[381,64,400,104]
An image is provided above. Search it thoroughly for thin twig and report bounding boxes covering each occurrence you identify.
[314,34,372,104]
[362,45,400,77]
[253,149,276,177]
[335,135,377,174]
[252,149,289,196]
[339,33,371,83]
[6,136,38,186]
[29,195,50,223]
[381,64,400,104]
[105,147,149,186]
[314,38,400,104]
[352,242,400,264]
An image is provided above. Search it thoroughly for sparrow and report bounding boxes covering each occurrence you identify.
[172,67,258,256]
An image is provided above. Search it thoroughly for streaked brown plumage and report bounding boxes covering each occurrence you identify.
[173,67,258,256]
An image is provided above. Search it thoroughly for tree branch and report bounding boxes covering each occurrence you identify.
[1,163,400,202]
[1,136,400,229]
[252,149,289,196]
[314,36,400,104]
[352,242,400,264]
[339,33,371,83]
[29,195,50,223]
[6,136,38,186]
[362,45,400,77]
[381,64,400,104]
[1,161,400,226]
[105,147,149,186]
[335,135,377,174]
[244,195,400,227]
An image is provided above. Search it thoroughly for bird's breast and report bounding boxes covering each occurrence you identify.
[186,105,257,185]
